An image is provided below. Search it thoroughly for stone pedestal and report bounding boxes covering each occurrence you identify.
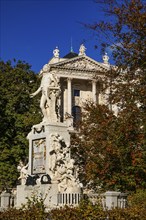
[16,183,58,209]
[0,191,11,209]
[27,122,70,177]
[105,191,121,209]
[16,121,81,208]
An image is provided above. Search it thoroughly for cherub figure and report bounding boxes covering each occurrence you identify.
[17,161,28,185]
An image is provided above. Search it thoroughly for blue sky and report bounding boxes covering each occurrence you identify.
[0,0,110,73]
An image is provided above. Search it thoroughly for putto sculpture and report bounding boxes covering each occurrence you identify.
[17,161,28,185]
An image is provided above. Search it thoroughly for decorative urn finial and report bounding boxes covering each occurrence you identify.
[53,46,60,58]
[102,52,109,65]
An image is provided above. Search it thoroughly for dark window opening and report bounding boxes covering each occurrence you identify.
[72,106,81,127]
[73,89,80,97]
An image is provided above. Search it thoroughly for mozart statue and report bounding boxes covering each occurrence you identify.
[30,66,60,122]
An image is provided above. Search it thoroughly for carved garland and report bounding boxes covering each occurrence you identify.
[33,125,45,134]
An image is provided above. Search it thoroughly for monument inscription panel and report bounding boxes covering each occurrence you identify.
[32,138,46,174]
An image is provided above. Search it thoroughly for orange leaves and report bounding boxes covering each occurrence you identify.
[75,0,146,192]
[72,100,146,192]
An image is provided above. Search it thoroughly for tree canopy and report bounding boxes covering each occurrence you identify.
[72,103,146,192]
[0,60,41,190]
[72,0,146,192]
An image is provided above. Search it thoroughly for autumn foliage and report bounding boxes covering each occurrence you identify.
[71,0,146,192]
[72,103,146,192]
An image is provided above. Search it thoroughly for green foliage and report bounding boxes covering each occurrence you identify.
[26,196,146,220]
[49,200,105,220]
[0,60,41,190]
[21,195,47,220]
[128,189,146,208]
[0,197,146,220]
[0,195,47,220]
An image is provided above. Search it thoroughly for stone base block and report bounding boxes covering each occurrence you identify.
[16,183,59,209]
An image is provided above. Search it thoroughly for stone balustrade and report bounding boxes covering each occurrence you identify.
[0,190,127,210]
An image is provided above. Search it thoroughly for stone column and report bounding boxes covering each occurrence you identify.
[92,80,97,103]
[67,78,72,115]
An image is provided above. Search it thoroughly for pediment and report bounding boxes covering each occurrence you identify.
[50,55,109,72]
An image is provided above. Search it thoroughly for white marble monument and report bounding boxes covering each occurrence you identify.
[16,45,110,209]
[16,50,82,209]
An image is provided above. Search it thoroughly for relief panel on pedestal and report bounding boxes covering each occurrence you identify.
[32,138,46,175]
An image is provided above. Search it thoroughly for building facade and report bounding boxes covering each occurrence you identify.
[42,45,110,125]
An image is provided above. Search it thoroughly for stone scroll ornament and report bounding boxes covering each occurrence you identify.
[30,67,61,123]
[49,133,81,193]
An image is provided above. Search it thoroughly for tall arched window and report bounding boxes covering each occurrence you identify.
[72,106,81,127]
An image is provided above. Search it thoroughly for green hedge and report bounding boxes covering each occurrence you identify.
[1,191,146,220]
[0,199,146,220]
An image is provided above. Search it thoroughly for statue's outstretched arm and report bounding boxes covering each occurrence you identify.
[30,86,42,98]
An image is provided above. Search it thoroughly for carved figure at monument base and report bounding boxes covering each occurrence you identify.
[17,161,28,185]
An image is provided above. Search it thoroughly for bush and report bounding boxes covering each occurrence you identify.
[0,196,146,220]
[0,195,47,220]
[128,189,146,208]
[49,199,146,220]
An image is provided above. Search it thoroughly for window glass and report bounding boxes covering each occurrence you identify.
[72,106,81,127]
[74,89,80,97]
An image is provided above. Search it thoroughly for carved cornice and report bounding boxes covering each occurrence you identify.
[53,69,105,81]
[50,55,109,73]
